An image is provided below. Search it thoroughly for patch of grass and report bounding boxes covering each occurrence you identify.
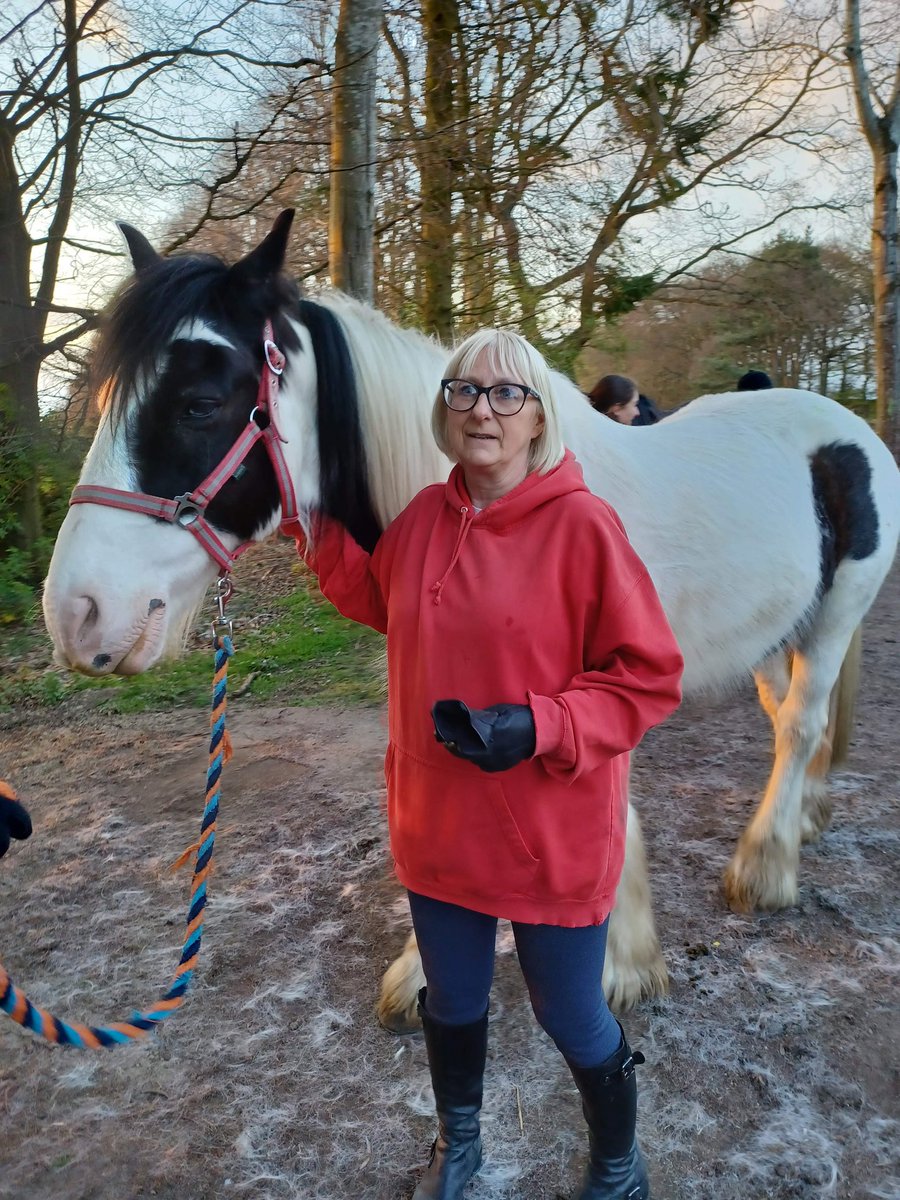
[0,576,385,714]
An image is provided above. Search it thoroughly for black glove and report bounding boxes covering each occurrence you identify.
[0,784,32,858]
[432,700,536,773]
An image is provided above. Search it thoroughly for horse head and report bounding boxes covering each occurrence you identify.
[43,210,343,675]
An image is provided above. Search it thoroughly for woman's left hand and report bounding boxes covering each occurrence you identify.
[432,700,536,773]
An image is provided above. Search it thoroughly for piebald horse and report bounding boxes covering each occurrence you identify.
[43,212,900,1031]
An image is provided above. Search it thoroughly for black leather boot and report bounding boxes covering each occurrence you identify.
[412,988,488,1200]
[565,1026,650,1200]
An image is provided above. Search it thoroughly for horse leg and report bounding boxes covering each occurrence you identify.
[755,649,832,843]
[376,802,668,1029]
[377,929,425,1034]
[800,625,861,843]
[724,613,858,913]
[754,648,791,726]
[602,801,668,1010]
[755,635,862,846]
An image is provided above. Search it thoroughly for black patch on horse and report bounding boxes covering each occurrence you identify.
[296,299,382,554]
[809,442,879,593]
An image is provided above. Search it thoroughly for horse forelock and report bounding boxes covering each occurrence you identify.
[93,255,230,421]
[93,253,301,422]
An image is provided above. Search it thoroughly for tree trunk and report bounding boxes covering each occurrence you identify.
[0,122,44,557]
[845,0,900,452]
[871,146,899,449]
[419,0,459,342]
[329,0,383,303]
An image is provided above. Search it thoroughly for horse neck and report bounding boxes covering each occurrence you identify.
[326,297,451,525]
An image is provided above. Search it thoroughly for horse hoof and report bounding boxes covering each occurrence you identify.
[376,999,422,1035]
[603,957,669,1013]
[723,843,799,913]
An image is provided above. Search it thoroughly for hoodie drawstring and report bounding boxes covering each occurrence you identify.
[431,506,473,605]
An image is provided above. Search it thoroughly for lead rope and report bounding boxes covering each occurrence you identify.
[0,581,235,1048]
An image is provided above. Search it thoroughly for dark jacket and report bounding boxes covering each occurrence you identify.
[632,394,662,426]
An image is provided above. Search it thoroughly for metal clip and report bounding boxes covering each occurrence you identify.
[211,575,234,642]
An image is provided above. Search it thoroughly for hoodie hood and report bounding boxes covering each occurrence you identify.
[444,449,589,528]
[430,450,589,604]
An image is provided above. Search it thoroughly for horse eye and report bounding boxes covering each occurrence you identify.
[180,397,221,422]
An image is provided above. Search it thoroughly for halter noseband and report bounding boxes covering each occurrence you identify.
[69,321,299,576]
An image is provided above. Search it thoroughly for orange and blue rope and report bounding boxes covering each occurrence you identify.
[0,633,234,1048]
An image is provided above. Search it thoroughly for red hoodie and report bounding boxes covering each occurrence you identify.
[293,451,683,926]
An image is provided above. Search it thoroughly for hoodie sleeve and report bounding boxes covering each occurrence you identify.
[288,516,389,634]
[526,527,683,782]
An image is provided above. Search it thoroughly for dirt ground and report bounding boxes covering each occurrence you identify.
[0,557,897,1200]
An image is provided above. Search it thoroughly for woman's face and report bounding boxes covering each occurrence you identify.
[444,351,545,486]
[611,391,640,424]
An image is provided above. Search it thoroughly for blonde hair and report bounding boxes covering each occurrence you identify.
[430,329,565,474]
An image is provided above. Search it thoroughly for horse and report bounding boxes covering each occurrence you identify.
[42,210,900,1032]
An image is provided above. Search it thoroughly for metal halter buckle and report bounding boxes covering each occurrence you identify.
[172,494,202,526]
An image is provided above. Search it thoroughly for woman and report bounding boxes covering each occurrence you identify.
[291,330,683,1200]
[586,374,642,424]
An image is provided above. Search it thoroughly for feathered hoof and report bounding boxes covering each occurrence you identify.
[723,835,799,914]
[800,784,833,844]
[376,992,421,1035]
[377,936,426,1034]
[603,952,669,1013]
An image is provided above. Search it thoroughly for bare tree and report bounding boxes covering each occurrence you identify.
[0,0,321,564]
[845,0,900,449]
[378,0,844,362]
[330,0,384,301]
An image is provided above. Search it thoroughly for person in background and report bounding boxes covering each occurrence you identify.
[290,329,683,1200]
[736,369,774,391]
[587,374,661,425]
[633,392,662,426]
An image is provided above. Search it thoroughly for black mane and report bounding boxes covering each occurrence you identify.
[297,299,383,553]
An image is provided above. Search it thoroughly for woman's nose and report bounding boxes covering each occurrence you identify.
[472,393,493,417]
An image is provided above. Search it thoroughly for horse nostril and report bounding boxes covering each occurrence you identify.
[148,598,165,614]
[92,653,112,669]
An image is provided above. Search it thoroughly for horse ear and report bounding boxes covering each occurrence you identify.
[117,222,161,273]
[227,210,295,288]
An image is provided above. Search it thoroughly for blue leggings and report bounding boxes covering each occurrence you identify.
[408,890,621,1068]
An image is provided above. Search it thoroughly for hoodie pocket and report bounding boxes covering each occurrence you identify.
[385,742,539,895]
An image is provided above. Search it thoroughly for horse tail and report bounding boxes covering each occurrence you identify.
[828,624,862,767]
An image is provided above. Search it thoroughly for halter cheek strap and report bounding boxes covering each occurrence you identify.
[69,321,298,575]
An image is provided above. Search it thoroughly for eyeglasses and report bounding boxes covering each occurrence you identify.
[441,378,541,416]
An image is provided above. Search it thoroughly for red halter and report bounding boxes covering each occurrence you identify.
[69,321,299,576]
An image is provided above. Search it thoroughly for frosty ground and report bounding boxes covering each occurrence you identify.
[0,564,897,1200]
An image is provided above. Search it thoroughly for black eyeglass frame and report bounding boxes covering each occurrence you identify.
[440,378,542,416]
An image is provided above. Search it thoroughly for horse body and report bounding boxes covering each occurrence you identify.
[42,214,900,1022]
